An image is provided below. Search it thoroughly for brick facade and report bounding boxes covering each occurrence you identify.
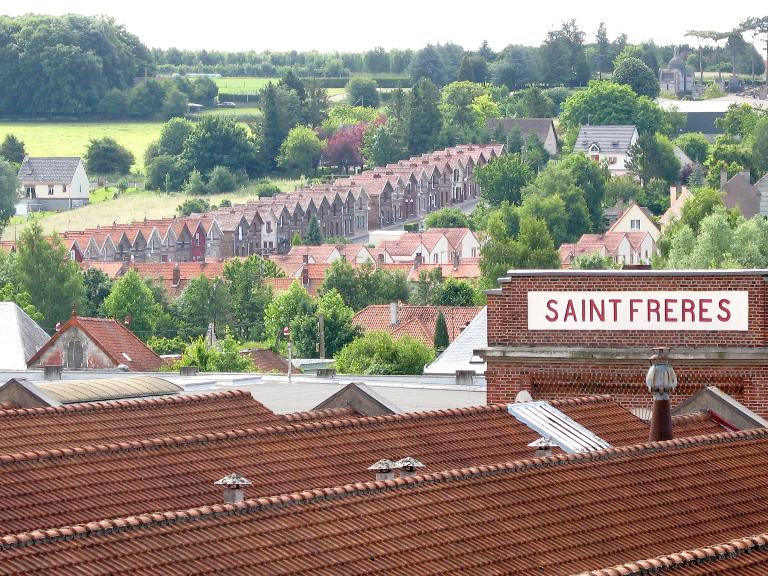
[480,270,768,416]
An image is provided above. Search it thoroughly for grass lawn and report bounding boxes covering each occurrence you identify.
[0,121,163,171]
[214,77,274,94]
[200,107,263,119]
[2,179,301,241]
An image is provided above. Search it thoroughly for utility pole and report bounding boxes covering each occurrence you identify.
[284,326,292,384]
[318,314,325,359]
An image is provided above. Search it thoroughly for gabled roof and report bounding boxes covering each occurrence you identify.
[27,314,163,372]
[485,117,558,142]
[353,305,482,346]
[3,427,768,573]
[17,156,82,183]
[660,186,694,227]
[242,349,300,374]
[0,302,49,370]
[573,125,638,153]
[424,306,487,375]
[78,261,124,279]
[607,202,659,234]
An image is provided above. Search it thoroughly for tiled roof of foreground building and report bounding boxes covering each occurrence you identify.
[0,395,687,535]
[0,390,282,453]
[1,429,768,574]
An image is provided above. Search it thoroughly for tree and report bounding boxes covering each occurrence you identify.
[207,166,237,193]
[364,47,390,73]
[176,334,254,372]
[741,17,768,86]
[101,270,158,340]
[128,79,167,118]
[612,57,659,98]
[146,155,187,191]
[680,187,725,232]
[457,54,488,83]
[189,76,218,107]
[406,78,441,155]
[183,170,208,195]
[223,255,275,341]
[316,289,360,358]
[16,222,85,332]
[323,123,365,173]
[278,125,323,175]
[157,117,194,156]
[346,77,379,108]
[161,86,188,120]
[594,22,611,79]
[476,154,534,206]
[675,133,710,164]
[0,134,25,164]
[84,137,135,175]
[539,20,590,87]
[752,116,768,174]
[627,133,681,186]
[514,216,561,269]
[81,268,113,316]
[334,332,434,375]
[434,311,449,352]
[0,159,18,235]
[306,215,322,245]
[410,45,447,86]
[182,116,255,176]
[572,253,620,269]
[560,153,609,231]
[439,81,486,136]
[432,278,478,306]
[264,281,314,345]
[362,119,408,167]
[321,259,360,309]
[519,87,556,118]
[175,275,231,339]
[424,208,471,229]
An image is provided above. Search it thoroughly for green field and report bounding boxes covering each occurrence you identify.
[0,122,163,171]
[2,179,301,241]
[214,77,274,94]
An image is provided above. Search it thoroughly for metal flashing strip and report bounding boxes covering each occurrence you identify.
[507,401,612,454]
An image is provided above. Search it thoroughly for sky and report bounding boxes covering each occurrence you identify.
[2,1,766,53]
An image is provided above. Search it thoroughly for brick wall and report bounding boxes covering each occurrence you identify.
[483,271,768,416]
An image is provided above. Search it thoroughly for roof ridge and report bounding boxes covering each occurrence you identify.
[574,532,768,575]
[0,403,510,465]
[281,406,356,423]
[549,394,613,407]
[670,411,711,423]
[4,427,768,552]
[0,389,253,419]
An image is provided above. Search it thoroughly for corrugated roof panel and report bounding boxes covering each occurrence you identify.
[507,401,611,454]
[35,376,181,404]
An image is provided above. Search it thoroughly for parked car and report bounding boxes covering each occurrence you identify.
[218,101,237,108]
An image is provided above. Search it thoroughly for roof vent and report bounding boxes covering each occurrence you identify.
[395,457,424,478]
[528,437,557,458]
[647,348,677,442]
[368,459,397,481]
[215,473,252,504]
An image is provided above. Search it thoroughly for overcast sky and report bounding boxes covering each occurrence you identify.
[3,1,766,53]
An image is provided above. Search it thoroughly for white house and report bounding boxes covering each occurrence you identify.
[562,231,657,268]
[607,202,661,242]
[428,228,482,259]
[18,157,90,212]
[573,125,638,176]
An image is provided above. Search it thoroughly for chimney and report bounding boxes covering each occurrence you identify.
[172,264,181,287]
[368,459,397,481]
[390,302,399,326]
[528,437,557,458]
[720,169,728,189]
[302,253,309,264]
[301,265,309,287]
[43,365,63,381]
[452,252,460,270]
[669,185,677,205]
[396,457,425,478]
[214,473,252,504]
[646,348,677,442]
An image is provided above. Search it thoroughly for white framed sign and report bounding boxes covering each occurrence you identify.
[527,291,749,331]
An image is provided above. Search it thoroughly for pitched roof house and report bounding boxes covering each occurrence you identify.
[606,201,660,241]
[485,117,559,155]
[0,302,50,370]
[721,169,760,218]
[573,125,638,175]
[27,312,163,372]
[560,231,657,268]
[17,156,90,212]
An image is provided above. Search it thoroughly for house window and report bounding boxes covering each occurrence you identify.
[591,155,600,162]
[63,185,67,193]
[433,253,438,263]
[630,219,641,230]
[66,338,84,369]
[471,248,477,258]
[608,156,618,164]
[195,233,200,247]
[266,221,272,233]
[25,186,35,198]
[48,185,54,195]
[238,226,243,241]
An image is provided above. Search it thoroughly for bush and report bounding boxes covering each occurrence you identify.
[184,170,208,195]
[252,179,281,197]
[84,137,135,175]
[146,154,188,191]
[334,332,434,375]
[177,198,212,216]
[174,333,255,372]
[147,336,187,355]
[207,165,237,193]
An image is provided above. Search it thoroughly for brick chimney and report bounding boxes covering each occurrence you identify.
[647,348,677,442]
[301,265,309,287]
[368,459,397,481]
[452,252,460,270]
[669,185,678,205]
[214,473,252,504]
[172,264,181,287]
[396,457,424,478]
[720,169,728,189]
[528,437,557,458]
[390,302,399,326]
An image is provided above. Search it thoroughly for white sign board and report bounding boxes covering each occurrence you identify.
[527,291,748,331]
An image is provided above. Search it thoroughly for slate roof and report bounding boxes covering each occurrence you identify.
[27,315,163,372]
[424,307,487,375]
[486,117,557,142]
[0,390,281,453]
[353,305,482,346]
[0,395,657,536]
[3,428,768,574]
[17,157,81,183]
[573,125,637,153]
[0,302,49,370]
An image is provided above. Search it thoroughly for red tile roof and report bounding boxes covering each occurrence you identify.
[0,390,281,453]
[280,406,359,423]
[1,427,766,574]
[242,348,300,374]
[128,261,227,296]
[0,396,652,536]
[78,260,124,279]
[353,305,482,346]
[27,315,163,372]
[671,411,732,436]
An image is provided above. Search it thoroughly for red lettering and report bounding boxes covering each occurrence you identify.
[589,299,605,322]
[608,299,621,321]
[545,299,558,322]
[717,299,731,322]
[564,300,576,321]
[647,299,660,322]
[681,299,695,322]
[581,299,586,321]
[664,299,677,322]
[629,299,642,321]
[699,298,712,322]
